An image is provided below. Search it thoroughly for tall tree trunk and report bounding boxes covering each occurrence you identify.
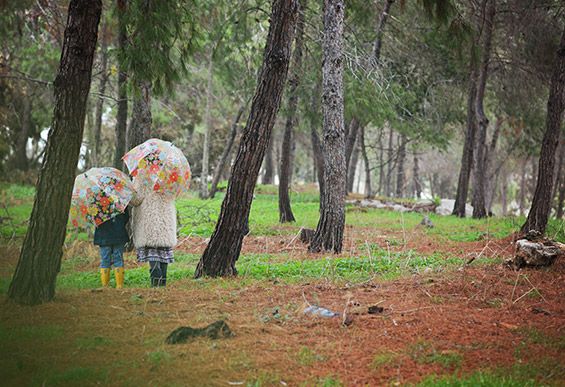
[485,117,502,213]
[396,134,407,198]
[194,0,297,278]
[113,0,128,170]
[279,0,305,223]
[471,0,495,219]
[372,0,394,64]
[453,26,482,217]
[200,51,214,198]
[360,125,372,198]
[13,95,31,171]
[413,153,421,198]
[347,132,360,192]
[309,0,345,254]
[344,117,360,174]
[385,125,394,197]
[378,128,384,195]
[262,137,275,184]
[519,156,528,216]
[92,21,108,167]
[8,0,101,305]
[521,26,565,234]
[127,81,151,149]
[209,103,246,199]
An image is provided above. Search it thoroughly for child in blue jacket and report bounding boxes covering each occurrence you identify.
[93,211,129,288]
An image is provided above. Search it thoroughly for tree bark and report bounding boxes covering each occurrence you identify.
[372,0,394,64]
[347,132,360,193]
[113,0,128,170]
[413,153,421,198]
[521,26,565,234]
[262,136,275,184]
[471,0,495,219]
[200,51,214,198]
[396,133,407,198]
[8,0,101,305]
[92,21,108,167]
[127,81,151,149]
[209,103,246,199]
[360,125,372,198]
[279,0,305,223]
[194,0,297,278]
[453,11,484,217]
[385,125,394,197]
[309,0,346,254]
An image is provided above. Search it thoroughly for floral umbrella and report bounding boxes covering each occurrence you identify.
[122,138,191,197]
[70,167,135,228]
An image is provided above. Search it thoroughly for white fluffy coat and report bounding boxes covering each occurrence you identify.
[131,185,177,249]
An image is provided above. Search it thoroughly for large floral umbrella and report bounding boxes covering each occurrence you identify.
[70,167,135,228]
[122,138,191,197]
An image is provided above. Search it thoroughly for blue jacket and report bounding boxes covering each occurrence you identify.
[93,211,129,246]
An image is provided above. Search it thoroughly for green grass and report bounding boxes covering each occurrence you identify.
[371,351,398,369]
[0,323,64,342]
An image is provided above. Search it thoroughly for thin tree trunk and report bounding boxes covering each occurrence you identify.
[413,153,421,198]
[200,51,214,198]
[347,133,360,192]
[194,0,297,278]
[209,103,246,199]
[385,125,394,197]
[279,0,305,223]
[453,24,482,217]
[113,0,128,170]
[521,26,565,234]
[360,125,372,198]
[92,21,108,167]
[344,117,360,174]
[13,95,31,171]
[378,128,384,195]
[471,0,495,219]
[372,0,394,64]
[127,81,151,150]
[396,133,407,198]
[309,0,345,254]
[262,137,274,184]
[8,0,101,305]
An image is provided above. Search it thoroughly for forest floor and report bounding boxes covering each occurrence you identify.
[0,184,564,386]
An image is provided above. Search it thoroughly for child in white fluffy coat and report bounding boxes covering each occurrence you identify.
[131,182,177,287]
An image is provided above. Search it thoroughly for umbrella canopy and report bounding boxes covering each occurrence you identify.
[70,167,135,228]
[122,138,191,197]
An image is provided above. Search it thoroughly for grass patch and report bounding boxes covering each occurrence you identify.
[371,351,398,369]
[297,346,325,366]
[517,326,565,350]
[407,339,462,369]
[35,366,109,386]
[0,324,64,341]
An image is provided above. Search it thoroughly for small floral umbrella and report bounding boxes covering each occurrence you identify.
[122,138,191,197]
[70,167,135,228]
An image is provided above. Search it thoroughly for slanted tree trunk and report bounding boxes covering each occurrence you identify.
[113,0,128,170]
[200,51,214,198]
[262,137,274,184]
[471,0,495,219]
[453,33,481,217]
[209,103,246,199]
[309,0,345,254]
[194,0,297,277]
[347,132,360,192]
[521,26,565,234]
[92,21,108,167]
[396,134,407,198]
[8,0,101,305]
[413,153,421,198]
[279,0,305,223]
[127,81,151,150]
[360,125,372,198]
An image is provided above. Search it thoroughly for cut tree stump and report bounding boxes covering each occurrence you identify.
[506,231,565,269]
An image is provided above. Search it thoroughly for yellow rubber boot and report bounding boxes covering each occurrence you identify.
[100,268,111,287]
[114,267,125,289]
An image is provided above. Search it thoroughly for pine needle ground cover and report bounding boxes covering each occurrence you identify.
[1,184,564,385]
